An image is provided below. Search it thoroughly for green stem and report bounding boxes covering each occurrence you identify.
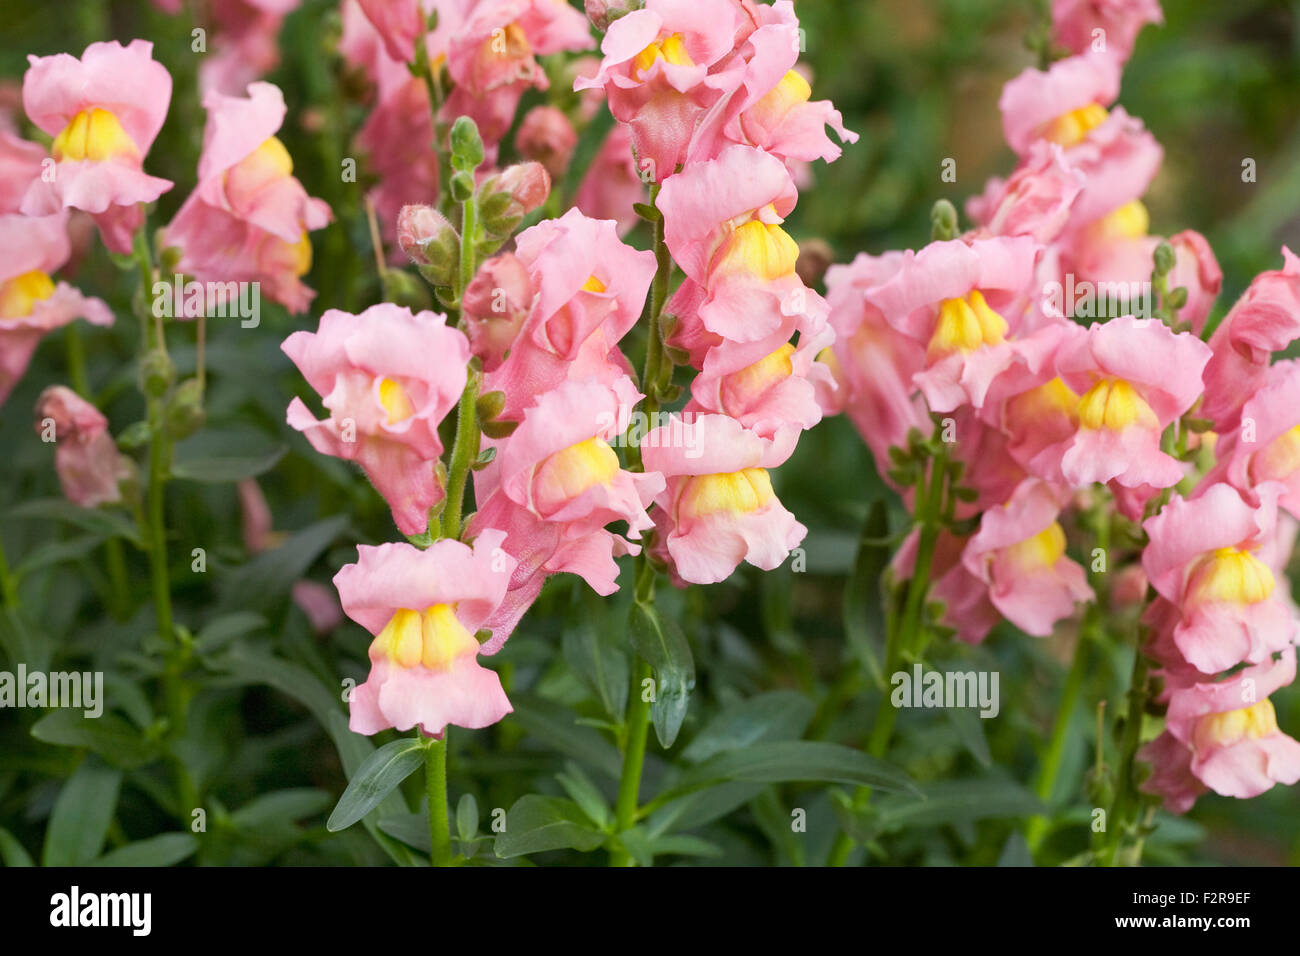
[440,373,480,541]
[457,193,479,302]
[425,734,453,867]
[1025,625,1092,854]
[611,657,653,867]
[1105,644,1151,866]
[0,527,18,609]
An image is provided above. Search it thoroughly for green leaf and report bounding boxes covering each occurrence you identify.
[562,621,628,720]
[646,781,765,837]
[628,601,695,748]
[43,759,122,866]
[88,833,198,867]
[30,709,160,769]
[0,827,34,867]
[5,498,143,548]
[943,697,993,768]
[873,778,1042,832]
[681,690,815,763]
[171,445,287,483]
[555,762,612,831]
[666,741,919,804]
[327,738,427,832]
[13,535,103,580]
[843,500,889,687]
[618,827,722,866]
[456,793,479,844]
[231,789,331,830]
[509,694,622,778]
[215,514,347,614]
[194,612,267,655]
[0,608,52,672]
[493,795,605,859]
[378,813,431,855]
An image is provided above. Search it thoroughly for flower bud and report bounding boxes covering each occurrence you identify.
[479,162,550,239]
[138,349,175,398]
[461,253,533,370]
[166,378,207,440]
[397,204,460,287]
[585,0,643,32]
[515,106,578,182]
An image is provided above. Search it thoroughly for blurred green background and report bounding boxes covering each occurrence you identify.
[1,0,1298,865]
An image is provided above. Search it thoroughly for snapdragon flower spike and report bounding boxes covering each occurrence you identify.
[0,171,112,407]
[481,377,663,537]
[21,40,174,254]
[483,208,656,419]
[820,250,930,468]
[1142,481,1297,675]
[658,144,827,357]
[861,234,1039,413]
[444,0,594,146]
[642,413,804,585]
[1054,315,1209,489]
[961,479,1092,636]
[575,0,745,180]
[686,1,857,167]
[34,385,130,508]
[1212,359,1300,518]
[1157,647,1300,803]
[1051,0,1163,65]
[165,82,332,314]
[336,531,515,738]
[1200,247,1300,432]
[282,305,469,536]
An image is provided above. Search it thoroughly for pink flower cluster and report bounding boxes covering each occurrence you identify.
[822,0,1300,810]
[290,0,854,739]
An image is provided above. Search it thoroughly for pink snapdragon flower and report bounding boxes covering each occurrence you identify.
[1212,359,1300,519]
[686,1,856,167]
[484,208,656,420]
[966,141,1084,244]
[477,377,662,538]
[21,40,174,254]
[998,53,1121,157]
[34,385,130,508]
[164,82,332,314]
[1200,247,1300,432]
[444,0,594,145]
[516,105,578,181]
[657,145,827,362]
[0,207,112,407]
[1054,315,1209,489]
[1158,648,1300,802]
[337,532,515,737]
[861,235,1039,413]
[1051,0,1163,64]
[282,305,469,536]
[641,413,804,584]
[1142,481,1296,675]
[356,0,430,64]
[575,0,743,180]
[962,479,1092,635]
[820,250,929,467]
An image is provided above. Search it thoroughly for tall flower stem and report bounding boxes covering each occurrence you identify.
[440,372,480,541]
[609,183,672,867]
[425,733,453,866]
[1104,640,1151,866]
[1025,622,1092,854]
